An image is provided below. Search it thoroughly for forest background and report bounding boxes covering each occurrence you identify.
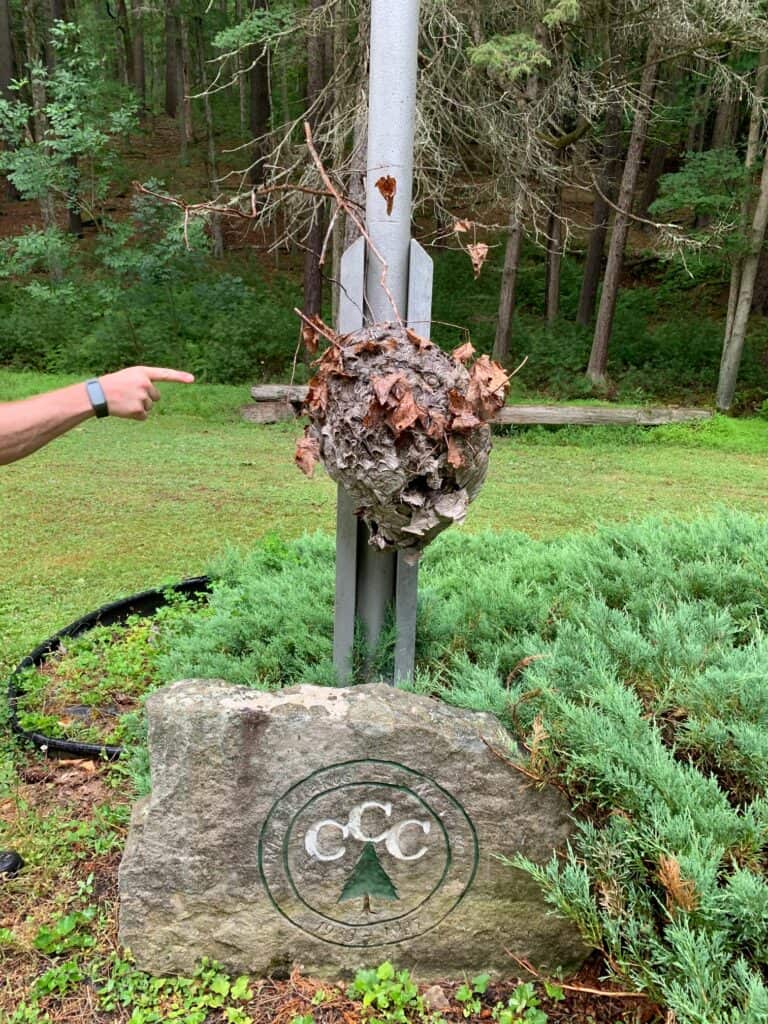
[1,0,768,413]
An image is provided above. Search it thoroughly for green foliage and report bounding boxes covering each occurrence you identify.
[16,597,208,746]
[492,981,555,1024]
[468,35,551,84]
[33,907,96,955]
[455,973,489,1017]
[651,148,749,252]
[542,0,581,27]
[349,961,426,1024]
[213,0,297,52]
[0,22,137,215]
[97,955,254,1023]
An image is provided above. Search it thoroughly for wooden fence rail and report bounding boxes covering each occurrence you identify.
[244,385,713,427]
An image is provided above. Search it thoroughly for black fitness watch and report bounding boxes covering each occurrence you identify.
[85,378,109,418]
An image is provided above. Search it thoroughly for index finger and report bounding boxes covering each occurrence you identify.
[142,367,196,384]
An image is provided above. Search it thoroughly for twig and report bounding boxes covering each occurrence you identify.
[507,953,649,1000]
[302,120,403,325]
[292,308,340,346]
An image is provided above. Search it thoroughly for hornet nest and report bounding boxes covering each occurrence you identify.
[295,321,509,559]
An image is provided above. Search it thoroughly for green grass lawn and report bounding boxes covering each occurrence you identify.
[1,369,766,673]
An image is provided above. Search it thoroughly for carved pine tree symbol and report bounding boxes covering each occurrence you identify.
[338,842,399,914]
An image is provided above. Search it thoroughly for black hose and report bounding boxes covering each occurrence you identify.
[6,576,211,762]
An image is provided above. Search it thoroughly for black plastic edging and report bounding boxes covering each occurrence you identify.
[6,576,212,762]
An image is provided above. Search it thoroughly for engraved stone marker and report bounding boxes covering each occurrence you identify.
[119,681,588,979]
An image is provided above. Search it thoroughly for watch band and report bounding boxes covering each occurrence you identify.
[85,378,109,418]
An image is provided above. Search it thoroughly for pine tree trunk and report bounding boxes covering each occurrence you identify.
[235,0,247,134]
[545,192,563,324]
[577,105,622,326]
[637,142,668,221]
[717,51,768,411]
[710,93,737,150]
[116,0,134,89]
[165,0,180,118]
[248,0,270,187]
[716,148,768,411]
[493,210,522,363]
[192,14,224,257]
[179,15,193,149]
[586,41,660,386]
[303,0,327,318]
[130,0,146,110]
[0,0,19,200]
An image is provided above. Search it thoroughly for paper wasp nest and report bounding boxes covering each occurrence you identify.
[295,323,509,559]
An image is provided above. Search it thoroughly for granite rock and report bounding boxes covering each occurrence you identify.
[118,681,589,980]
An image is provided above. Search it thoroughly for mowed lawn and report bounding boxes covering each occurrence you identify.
[1,370,766,671]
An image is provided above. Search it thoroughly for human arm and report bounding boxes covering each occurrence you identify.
[0,366,195,466]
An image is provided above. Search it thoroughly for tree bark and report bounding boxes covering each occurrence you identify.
[637,141,668,221]
[235,0,247,134]
[0,0,19,200]
[718,50,768,410]
[179,13,193,151]
[303,0,327,318]
[248,0,270,187]
[545,192,562,323]
[577,103,622,326]
[130,0,146,110]
[710,92,737,150]
[493,210,522,363]
[716,146,768,410]
[587,41,661,386]
[165,0,181,118]
[192,13,224,257]
[115,0,134,88]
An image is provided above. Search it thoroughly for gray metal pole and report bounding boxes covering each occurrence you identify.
[364,0,420,322]
[333,0,428,686]
[355,0,421,674]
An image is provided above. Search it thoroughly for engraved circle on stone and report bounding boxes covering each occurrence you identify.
[258,759,478,947]
[285,781,449,926]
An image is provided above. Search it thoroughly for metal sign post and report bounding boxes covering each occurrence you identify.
[333,0,433,686]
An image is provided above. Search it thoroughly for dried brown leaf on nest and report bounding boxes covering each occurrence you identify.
[301,317,323,356]
[468,355,509,420]
[452,340,476,363]
[454,218,473,233]
[406,327,433,351]
[295,431,320,477]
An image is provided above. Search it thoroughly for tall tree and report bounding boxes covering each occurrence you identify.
[493,208,522,362]
[577,103,621,326]
[248,0,270,187]
[0,0,19,200]
[587,39,661,385]
[717,49,768,411]
[130,0,146,110]
[302,0,326,318]
[165,0,181,118]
